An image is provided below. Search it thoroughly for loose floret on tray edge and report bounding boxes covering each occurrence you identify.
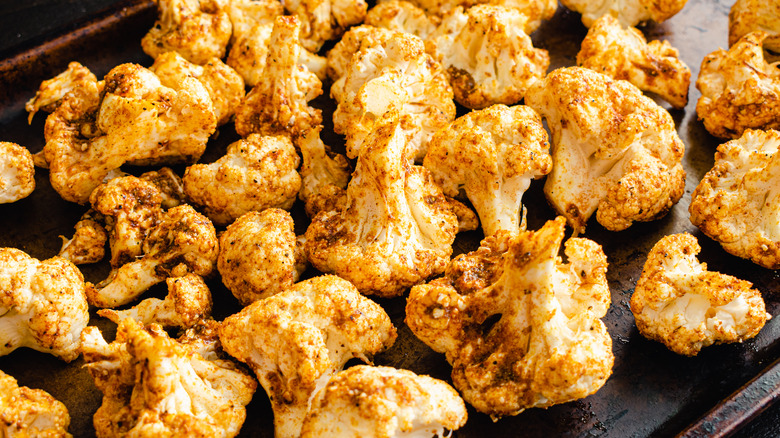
[0,369,72,437]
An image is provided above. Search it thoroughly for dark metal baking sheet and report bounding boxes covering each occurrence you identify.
[1,0,779,436]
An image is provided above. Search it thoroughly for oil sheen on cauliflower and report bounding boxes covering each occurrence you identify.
[559,0,687,28]
[690,129,780,269]
[305,110,462,297]
[0,142,35,204]
[0,248,88,362]
[0,369,72,437]
[424,104,551,236]
[183,134,301,226]
[577,15,691,109]
[364,0,439,39]
[219,275,397,438]
[81,318,257,438]
[525,66,685,234]
[406,217,614,418]
[426,5,550,109]
[696,31,780,139]
[729,0,780,58]
[300,365,467,438]
[631,233,770,356]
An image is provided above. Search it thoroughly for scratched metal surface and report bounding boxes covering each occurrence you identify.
[1,0,779,437]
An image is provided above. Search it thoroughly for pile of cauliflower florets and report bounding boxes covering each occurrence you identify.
[2,0,779,435]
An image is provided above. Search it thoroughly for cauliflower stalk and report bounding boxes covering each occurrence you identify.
[0,369,72,437]
[0,142,35,204]
[296,126,351,217]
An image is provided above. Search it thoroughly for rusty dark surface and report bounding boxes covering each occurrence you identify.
[1,0,779,437]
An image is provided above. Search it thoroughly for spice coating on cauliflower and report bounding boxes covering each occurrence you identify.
[183,134,302,226]
[729,0,780,57]
[696,32,780,139]
[325,25,396,83]
[81,318,257,438]
[559,0,687,28]
[305,110,461,297]
[689,129,780,269]
[0,369,72,438]
[427,5,550,109]
[406,217,614,418]
[364,0,438,39]
[58,212,108,265]
[284,0,368,52]
[577,15,691,109]
[525,67,685,234]
[0,248,88,362]
[218,209,307,306]
[300,365,467,438]
[0,142,35,204]
[219,275,397,438]
[25,61,97,124]
[424,104,551,236]
[296,126,351,217]
[404,0,556,31]
[630,233,770,356]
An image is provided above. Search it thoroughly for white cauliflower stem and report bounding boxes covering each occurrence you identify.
[0,369,72,437]
[0,142,35,204]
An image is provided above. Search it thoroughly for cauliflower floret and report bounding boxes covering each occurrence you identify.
[225,0,281,86]
[98,273,212,329]
[426,5,549,109]
[218,209,307,306]
[41,63,216,204]
[577,15,691,109]
[234,15,323,139]
[0,369,72,437]
[325,25,397,83]
[364,0,438,39]
[332,32,455,160]
[525,66,685,234]
[296,126,351,217]
[25,61,96,124]
[58,211,108,265]
[219,275,397,438]
[404,0,556,31]
[689,129,780,269]
[729,0,780,59]
[87,204,218,308]
[142,0,232,64]
[696,32,780,139]
[183,134,302,226]
[424,104,551,236]
[139,167,187,209]
[284,0,368,52]
[631,233,770,356]
[406,217,614,418]
[305,110,462,297]
[0,248,88,362]
[0,142,35,204]
[559,0,687,28]
[300,365,467,438]
[81,318,257,438]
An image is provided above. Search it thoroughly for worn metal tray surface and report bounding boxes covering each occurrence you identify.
[1,0,779,436]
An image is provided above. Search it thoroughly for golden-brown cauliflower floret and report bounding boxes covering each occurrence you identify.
[559,0,687,28]
[234,15,323,139]
[424,104,551,236]
[0,369,72,437]
[525,67,685,234]
[406,217,614,418]
[426,5,549,109]
[300,365,467,438]
[284,0,368,52]
[183,134,301,226]
[41,63,216,204]
[696,32,780,139]
[689,129,780,269]
[81,318,256,438]
[631,233,770,356]
[729,0,780,58]
[364,0,438,39]
[25,61,96,124]
[98,274,212,329]
[296,126,351,217]
[325,25,397,83]
[404,0,556,31]
[58,211,108,265]
[142,0,232,64]
[218,209,307,306]
[304,110,461,297]
[139,167,187,209]
[0,142,35,204]
[219,275,397,438]
[0,248,88,362]
[87,204,218,308]
[331,31,455,160]
[577,15,691,109]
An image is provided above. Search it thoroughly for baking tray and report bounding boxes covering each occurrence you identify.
[1,0,779,436]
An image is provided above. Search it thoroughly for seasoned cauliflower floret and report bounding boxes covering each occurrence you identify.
[525,67,685,234]
[325,25,396,83]
[0,142,35,204]
[696,32,780,139]
[424,104,551,236]
[284,0,368,52]
[142,0,232,64]
[631,233,770,356]
[0,248,88,362]
[139,166,187,209]
[300,365,467,438]
[577,15,691,109]
[25,61,96,124]
[729,0,780,58]
[405,0,556,31]
[426,5,549,109]
[364,0,438,39]
[218,209,307,306]
[0,369,72,437]
[219,275,397,438]
[296,126,351,217]
[559,0,687,28]
[58,211,108,265]
[406,217,614,418]
[689,129,780,269]
[305,110,462,297]
[81,318,256,438]
[183,134,301,226]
